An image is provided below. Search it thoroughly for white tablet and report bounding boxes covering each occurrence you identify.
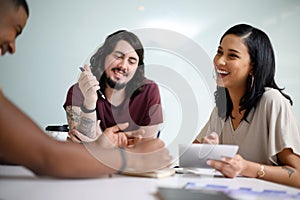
[179,144,239,168]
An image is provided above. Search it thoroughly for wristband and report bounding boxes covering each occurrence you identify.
[116,147,127,174]
[80,103,96,113]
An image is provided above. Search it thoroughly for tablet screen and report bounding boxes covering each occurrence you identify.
[179,144,239,168]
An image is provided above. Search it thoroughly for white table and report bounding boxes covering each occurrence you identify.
[1,165,299,200]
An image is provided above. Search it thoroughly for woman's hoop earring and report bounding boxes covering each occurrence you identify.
[250,75,254,89]
[212,69,216,80]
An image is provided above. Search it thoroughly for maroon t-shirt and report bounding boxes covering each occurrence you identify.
[63,79,163,131]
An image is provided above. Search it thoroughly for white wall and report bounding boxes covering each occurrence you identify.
[0,0,299,149]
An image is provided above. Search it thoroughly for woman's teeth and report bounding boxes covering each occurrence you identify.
[217,69,229,75]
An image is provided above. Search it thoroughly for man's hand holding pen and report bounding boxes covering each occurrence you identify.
[78,64,101,111]
[79,65,106,100]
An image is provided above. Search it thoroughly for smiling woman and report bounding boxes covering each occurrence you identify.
[195,23,300,188]
[214,34,253,92]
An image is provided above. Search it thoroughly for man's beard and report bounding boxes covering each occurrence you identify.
[106,77,126,90]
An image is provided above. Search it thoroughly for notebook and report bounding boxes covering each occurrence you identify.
[122,168,176,178]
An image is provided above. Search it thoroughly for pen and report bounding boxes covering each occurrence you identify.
[79,67,106,99]
[156,130,161,138]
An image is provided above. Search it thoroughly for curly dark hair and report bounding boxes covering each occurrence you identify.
[89,30,145,98]
[215,24,292,121]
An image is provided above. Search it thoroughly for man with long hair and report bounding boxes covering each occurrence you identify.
[64,30,163,146]
[0,0,171,178]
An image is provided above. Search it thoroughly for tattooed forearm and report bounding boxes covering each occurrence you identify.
[282,166,295,178]
[66,106,81,129]
[66,106,96,138]
[78,117,96,138]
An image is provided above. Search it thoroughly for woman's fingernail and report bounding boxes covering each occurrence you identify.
[206,160,211,165]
